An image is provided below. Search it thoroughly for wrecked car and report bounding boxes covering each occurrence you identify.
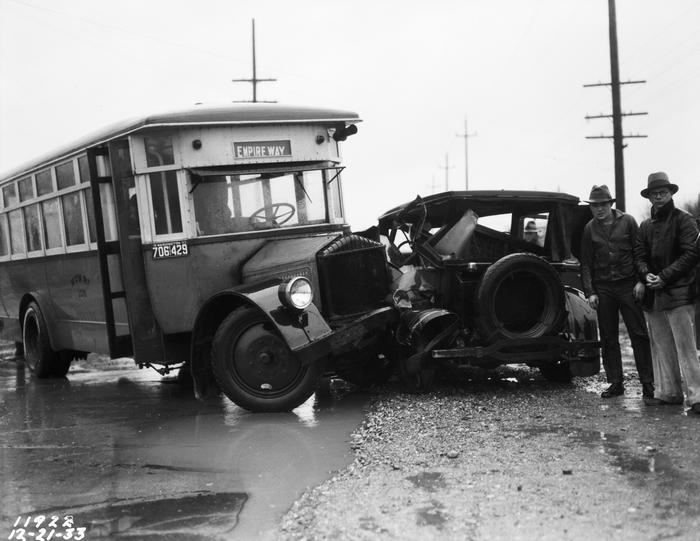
[376,190,601,390]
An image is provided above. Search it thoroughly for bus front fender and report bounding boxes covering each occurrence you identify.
[189,281,332,401]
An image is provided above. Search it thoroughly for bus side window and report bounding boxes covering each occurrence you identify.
[42,198,63,249]
[149,171,182,235]
[84,187,97,243]
[62,192,86,245]
[0,214,9,256]
[8,209,26,254]
[2,184,18,208]
[23,203,42,252]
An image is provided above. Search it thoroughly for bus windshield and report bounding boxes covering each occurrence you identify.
[191,167,343,236]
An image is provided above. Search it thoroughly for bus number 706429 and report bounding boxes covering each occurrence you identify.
[152,241,189,259]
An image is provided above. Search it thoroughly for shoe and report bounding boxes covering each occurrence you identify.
[644,397,684,406]
[691,403,700,414]
[642,382,655,398]
[601,383,624,398]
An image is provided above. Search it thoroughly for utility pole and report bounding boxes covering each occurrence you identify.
[428,175,440,194]
[456,116,477,190]
[232,19,277,103]
[439,154,454,191]
[584,0,646,211]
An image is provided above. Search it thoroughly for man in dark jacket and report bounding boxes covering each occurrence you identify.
[634,172,700,413]
[580,185,654,399]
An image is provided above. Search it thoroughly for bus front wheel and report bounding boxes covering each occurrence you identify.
[23,302,69,378]
[211,307,322,412]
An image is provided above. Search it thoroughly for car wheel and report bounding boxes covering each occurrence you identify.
[52,351,73,377]
[475,253,566,343]
[23,302,60,378]
[211,307,322,412]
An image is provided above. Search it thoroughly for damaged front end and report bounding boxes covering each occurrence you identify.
[392,266,600,389]
[382,193,600,390]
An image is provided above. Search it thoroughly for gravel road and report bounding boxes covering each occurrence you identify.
[279,363,700,541]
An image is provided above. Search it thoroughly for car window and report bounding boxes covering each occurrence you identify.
[477,213,512,234]
[520,214,549,247]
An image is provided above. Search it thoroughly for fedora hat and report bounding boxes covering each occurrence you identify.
[585,184,615,204]
[524,220,538,232]
[641,172,679,198]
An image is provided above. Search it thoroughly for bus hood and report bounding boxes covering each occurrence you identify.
[241,233,342,288]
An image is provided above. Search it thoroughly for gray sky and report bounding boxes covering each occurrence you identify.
[1,0,698,228]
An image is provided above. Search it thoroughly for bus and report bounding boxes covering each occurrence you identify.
[0,104,396,412]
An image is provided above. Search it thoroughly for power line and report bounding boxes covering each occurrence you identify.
[5,0,244,65]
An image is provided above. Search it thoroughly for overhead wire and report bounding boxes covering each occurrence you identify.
[3,0,250,68]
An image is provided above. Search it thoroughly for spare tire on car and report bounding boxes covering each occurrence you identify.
[474,253,566,343]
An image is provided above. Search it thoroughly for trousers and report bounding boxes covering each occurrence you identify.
[596,280,654,385]
[645,304,700,405]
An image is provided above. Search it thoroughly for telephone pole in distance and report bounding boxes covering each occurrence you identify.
[439,154,454,192]
[456,116,477,190]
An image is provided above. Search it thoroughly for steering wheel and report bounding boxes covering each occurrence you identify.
[248,203,296,228]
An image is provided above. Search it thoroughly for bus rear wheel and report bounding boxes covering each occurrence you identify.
[211,307,321,412]
[23,302,69,378]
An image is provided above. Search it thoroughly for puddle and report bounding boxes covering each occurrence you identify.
[567,430,673,475]
[407,472,447,492]
[516,425,675,476]
[140,463,230,474]
[416,500,448,529]
[34,492,246,539]
[0,355,369,540]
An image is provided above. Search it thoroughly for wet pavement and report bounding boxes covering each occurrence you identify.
[4,337,700,540]
[0,346,367,540]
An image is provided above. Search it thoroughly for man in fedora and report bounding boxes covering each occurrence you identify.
[523,220,539,244]
[634,172,700,413]
[580,184,654,399]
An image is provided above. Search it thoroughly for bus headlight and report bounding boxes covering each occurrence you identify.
[278,277,313,311]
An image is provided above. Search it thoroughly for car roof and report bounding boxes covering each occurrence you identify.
[378,190,581,225]
[1,104,360,182]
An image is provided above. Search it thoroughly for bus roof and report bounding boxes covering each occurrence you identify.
[1,104,361,182]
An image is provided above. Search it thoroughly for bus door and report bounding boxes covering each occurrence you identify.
[87,140,165,361]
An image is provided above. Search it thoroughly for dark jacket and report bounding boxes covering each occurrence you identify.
[580,209,639,297]
[634,200,699,311]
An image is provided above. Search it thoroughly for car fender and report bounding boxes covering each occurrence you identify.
[564,286,600,376]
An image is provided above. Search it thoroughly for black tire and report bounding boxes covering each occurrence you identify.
[211,307,322,412]
[177,362,194,388]
[474,253,566,343]
[539,361,572,383]
[52,351,73,377]
[23,302,61,378]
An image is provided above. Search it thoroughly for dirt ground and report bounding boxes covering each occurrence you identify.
[279,336,700,541]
